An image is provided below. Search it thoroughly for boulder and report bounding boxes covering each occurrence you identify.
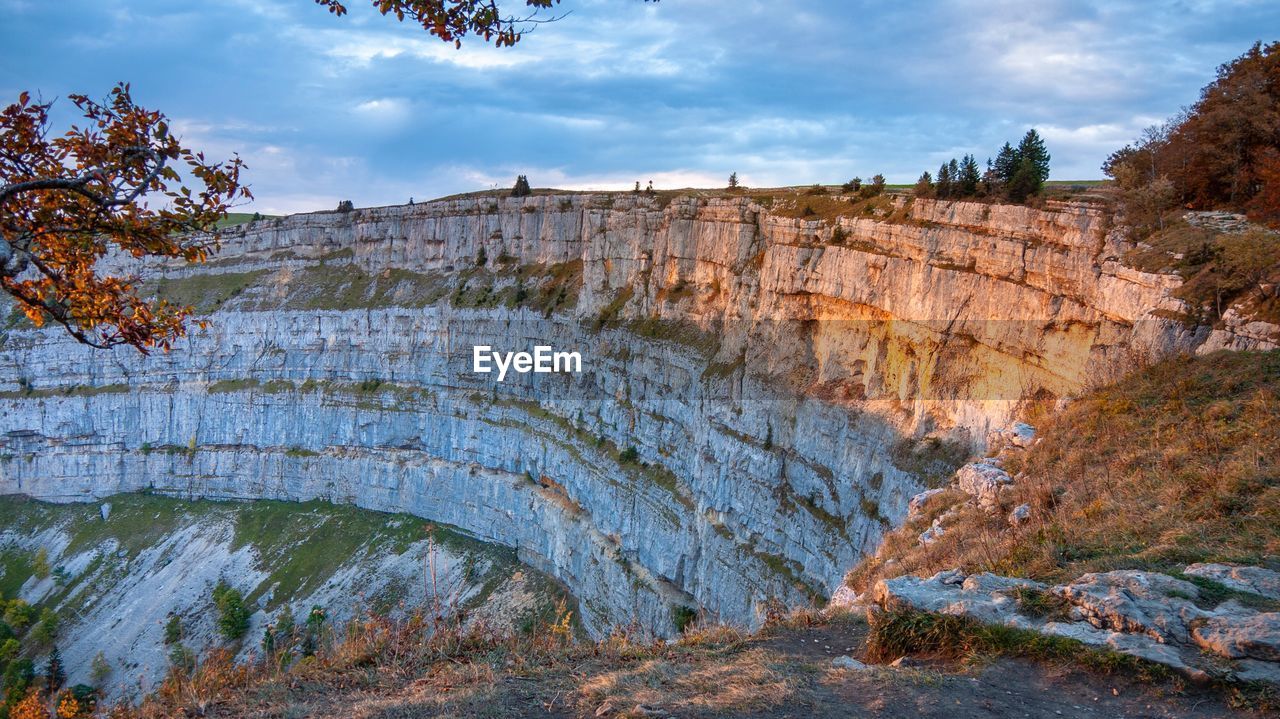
[1041,621,1198,676]
[955,461,1013,508]
[1184,563,1280,601]
[1003,422,1036,448]
[1193,613,1280,662]
[831,655,867,670]
[1056,571,1209,644]
[907,488,946,517]
[918,520,945,545]
[1007,503,1031,526]
[829,584,862,609]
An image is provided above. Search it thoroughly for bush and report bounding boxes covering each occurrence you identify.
[32,549,49,581]
[841,177,862,193]
[212,581,250,641]
[163,614,182,645]
[671,605,698,633]
[618,446,640,465]
[90,652,111,685]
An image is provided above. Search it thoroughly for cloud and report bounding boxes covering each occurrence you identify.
[4,0,1277,212]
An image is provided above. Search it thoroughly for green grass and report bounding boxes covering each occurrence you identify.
[866,608,1173,680]
[0,493,533,617]
[214,212,277,230]
[152,269,269,314]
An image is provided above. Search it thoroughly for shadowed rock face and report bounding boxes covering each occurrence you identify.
[1,193,1271,637]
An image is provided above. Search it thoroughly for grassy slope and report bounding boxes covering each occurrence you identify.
[0,494,531,616]
[849,350,1280,592]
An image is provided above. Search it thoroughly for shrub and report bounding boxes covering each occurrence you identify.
[31,549,49,581]
[618,446,640,465]
[163,615,182,645]
[671,605,698,633]
[212,581,250,641]
[89,652,111,685]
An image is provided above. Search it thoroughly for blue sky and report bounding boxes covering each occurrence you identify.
[1,0,1275,214]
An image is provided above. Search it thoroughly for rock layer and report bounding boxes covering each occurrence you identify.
[2,194,1273,637]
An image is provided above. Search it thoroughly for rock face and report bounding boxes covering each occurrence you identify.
[872,567,1280,685]
[2,194,1274,638]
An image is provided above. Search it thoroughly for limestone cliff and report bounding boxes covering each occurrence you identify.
[1,193,1272,638]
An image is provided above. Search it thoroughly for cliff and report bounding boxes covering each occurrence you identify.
[2,193,1273,638]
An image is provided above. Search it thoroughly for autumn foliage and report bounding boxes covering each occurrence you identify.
[1104,41,1280,225]
[313,0,564,47]
[0,84,249,352]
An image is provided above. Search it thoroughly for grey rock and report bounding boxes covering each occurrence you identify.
[1193,613,1280,661]
[828,584,862,609]
[1184,563,1280,601]
[955,461,1013,508]
[1007,503,1031,526]
[831,655,867,670]
[907,488,946,517]
[99,503,111,521]
[1004,422,1036,448]
[1056,571,1209,644]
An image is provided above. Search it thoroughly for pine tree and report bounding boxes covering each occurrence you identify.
[1008,158,1041,203]
[727,172,739,189]
[510,175,531,197]
[958,154,981,197]
[993,143,1019,186]
[45,645,65,692]
[936,162,953,199]
[1016,129,1051,185]
[913,171,934,198]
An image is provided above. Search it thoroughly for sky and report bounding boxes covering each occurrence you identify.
[1,0,1276,215]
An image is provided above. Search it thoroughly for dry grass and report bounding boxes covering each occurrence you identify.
[1127,220,1280,325]
[849,350,1280,592]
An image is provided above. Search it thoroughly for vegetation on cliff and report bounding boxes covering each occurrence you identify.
[847,350,1280,593]
[1105,41,1280,227]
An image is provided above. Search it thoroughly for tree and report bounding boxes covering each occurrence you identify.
[841,177,862,193]
[913,171,934,198]
[44,646,64,693]
[212,580,250,641]
[314,1,659,48]
[89,652,110,686]
[1007,158,1041,203]
[9,690,47,719]
[993,142,1018,186]
[958,154,981,197]
[1015,129,1051,186]
[0,85,249,353]
[163,614,182,645]
[1246,148,1280,227]
[936,161,953,199]
[510,174,531,197]
[727,172,738,189]
[31,549,49,581]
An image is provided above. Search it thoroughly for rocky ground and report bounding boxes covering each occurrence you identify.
[154,612,1267,719]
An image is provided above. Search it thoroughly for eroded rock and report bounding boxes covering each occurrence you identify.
[1184,563,1280,601]
[955,461,1013,508]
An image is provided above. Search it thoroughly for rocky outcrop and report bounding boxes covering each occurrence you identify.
[2,194,1273,638]
[871,567,1280,685]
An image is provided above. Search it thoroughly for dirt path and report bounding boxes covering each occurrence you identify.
[202,615,1266,718]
